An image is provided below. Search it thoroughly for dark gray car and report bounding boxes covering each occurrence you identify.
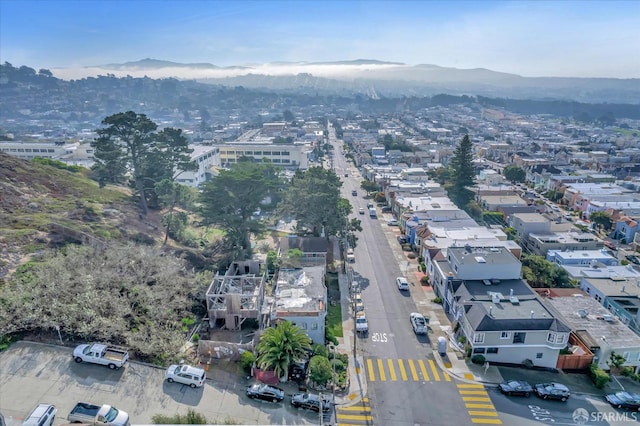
[246,383,285,403]
[534,382,570,401]
[291,393,331,412]
[498,380,532,397]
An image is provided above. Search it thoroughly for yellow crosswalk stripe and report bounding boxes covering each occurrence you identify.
[339,405,372,412]
[337,423,368,426]
[428,359,441,381]
[458,383,484,388]
[469,411,499,417]
[337,413,374,421]
[471,419,502,424]
[367,358,375,382]
[377,358,386,381]
[459,390,489,395]
[466,404,495,409]
[418,359,430,381]
[387,358,397,381]
[397,359,408,381]
[443,371,451,382]
[408,359,419,381]
[462,397,491,402]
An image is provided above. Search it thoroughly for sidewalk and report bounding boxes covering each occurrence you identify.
[379,215,506,387]
[333,237,367,407]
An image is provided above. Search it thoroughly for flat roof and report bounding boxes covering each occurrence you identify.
[546,295,640,349]
[275,266,326,313]
[583,277,640,297]
[448,246,518,267]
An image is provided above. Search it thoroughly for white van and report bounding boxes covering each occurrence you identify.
[165,364,206,388]
[22,404,57,426]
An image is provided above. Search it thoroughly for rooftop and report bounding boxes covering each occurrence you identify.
[583,277,640,297]
[545,295,640,349]
[448,246,518,267]
[274,266,326,314]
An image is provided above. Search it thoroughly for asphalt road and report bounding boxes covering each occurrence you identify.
[0,342,325,425]
[331,133,471,426]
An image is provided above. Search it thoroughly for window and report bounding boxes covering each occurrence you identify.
[500,331,511,339]
[473,333,485,344]
[513,332,526,344]
[311,323,318,330]
[555,334,566,344]
[282,159,290,163]
[487,348,499,354]
[473,348,486,354]
[536,353,543,359]
[282,151,290,156]
[547,332,556,343]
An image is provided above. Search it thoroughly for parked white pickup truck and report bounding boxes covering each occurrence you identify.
[355,311,368,334]
[73,343,128,369]
[68,402,130,426]
[346,248,355,263]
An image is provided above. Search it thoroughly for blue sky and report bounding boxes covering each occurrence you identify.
[1,0,639,78]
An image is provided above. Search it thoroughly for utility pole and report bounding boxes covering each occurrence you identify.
[319,391,323,426]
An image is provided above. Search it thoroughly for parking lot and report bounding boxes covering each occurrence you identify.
[0,341,321,425]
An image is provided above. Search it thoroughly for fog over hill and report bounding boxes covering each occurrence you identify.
[48,58,640,104]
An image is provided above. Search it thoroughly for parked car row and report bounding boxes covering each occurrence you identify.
[246,385,331,413]
[20,401,130,426]
[499,380,570,401]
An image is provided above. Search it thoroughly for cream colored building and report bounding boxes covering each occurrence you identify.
[218,142,310,169]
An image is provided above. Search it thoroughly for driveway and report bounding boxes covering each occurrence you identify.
[0,341,321,425]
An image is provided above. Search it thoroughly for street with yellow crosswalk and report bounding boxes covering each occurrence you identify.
[365,357,451,382]
[457,383,502,424]
[336,397,373,426]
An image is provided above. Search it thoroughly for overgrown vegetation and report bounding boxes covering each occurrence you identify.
[589,364,610,389]
[0,243,207,363]
[151,409,239,425]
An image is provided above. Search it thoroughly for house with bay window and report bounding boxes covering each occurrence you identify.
[449,278,571,369]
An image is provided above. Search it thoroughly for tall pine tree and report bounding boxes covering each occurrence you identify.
[448,134,475,208]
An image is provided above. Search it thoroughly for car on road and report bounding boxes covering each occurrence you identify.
[396,277,410,291]
[344,173,349,178]
[625,255,640,265]
[498,380,532,397]
[397,236,408,244]
[534,382,570,401]
[165,364,206,388]
[381,206,392,213]
[353,293,364,312]
[409,312,428,335]
[290,393,331,412]
[359,207,365,215]
[605,391,640,410]
[387,219,399,226]
[246,383,285,403]
[352,190,357,196]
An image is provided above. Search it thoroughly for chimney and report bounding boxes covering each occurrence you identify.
[530,310,535,319]
[489,306,493,317]
[510,288,514,297]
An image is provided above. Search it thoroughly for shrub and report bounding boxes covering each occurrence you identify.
[589,364,610,389]
[433,297,443,304]
[620,366,634,377]
[312,343,328,358]
[240,351,256,372]
[458,336,467,344]
[151,408,211,424]
[420,276,430,285]
[191,333,199,343]
[308,355,333,386]
[471,354,486,365]
[417,256,424,263]
[420,262,426,272]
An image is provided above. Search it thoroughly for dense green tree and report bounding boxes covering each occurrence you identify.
[589,211,613,231]
[156,179,195,245]
[280,167,347,238]
[360,180,379,194]
[448,135,476,208]
[521,254,571,288]
[256,321,311,380]
[92,111,158,214]
[199,162,282,256]
[308,355,333,386]
[283,110,295,122]
[503,165,526,183]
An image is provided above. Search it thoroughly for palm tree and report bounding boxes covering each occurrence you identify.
[256,321,312,380]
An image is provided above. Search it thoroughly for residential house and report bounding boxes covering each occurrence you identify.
[449,278,571,369]
[509,213,551,240]
[546,249,618,267]
[526,232,602,256]
[278,237,328,268]
[546,294,640,373]
[272,266,327,344]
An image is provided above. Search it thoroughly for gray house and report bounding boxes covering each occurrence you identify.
[449,278,571,369]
